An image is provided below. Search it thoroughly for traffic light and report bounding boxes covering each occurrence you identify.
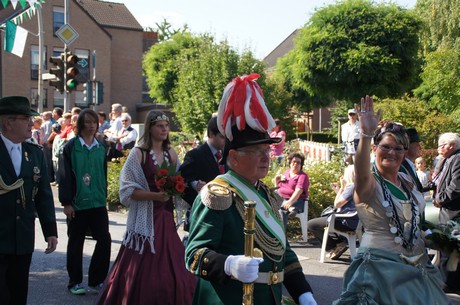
[83,81,93,105]
[66,52,79,92]
[95,81,104,105]
[49,54,64,93]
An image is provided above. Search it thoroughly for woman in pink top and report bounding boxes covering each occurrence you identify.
[274,152,309,228]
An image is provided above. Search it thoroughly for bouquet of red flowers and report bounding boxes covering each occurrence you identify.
[155,163,186,197]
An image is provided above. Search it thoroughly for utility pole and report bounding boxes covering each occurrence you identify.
[63,0,69,112]
[37,3,44,112]
[92,50,97,111]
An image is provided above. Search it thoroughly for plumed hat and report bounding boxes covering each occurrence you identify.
[217,74,280,163]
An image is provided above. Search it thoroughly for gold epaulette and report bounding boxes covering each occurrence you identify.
[200,178,233,210]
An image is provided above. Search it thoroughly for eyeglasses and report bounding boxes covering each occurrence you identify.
[8,116,33,123]
[121,120,128,122]
[438,143,449,148]
[378,144,405,154]
[348,113,356,116]
[237,148,271,157]
[291,160,301,164]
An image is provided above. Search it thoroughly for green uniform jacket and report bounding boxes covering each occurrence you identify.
[0,137,57,255]
[185,171,311,305]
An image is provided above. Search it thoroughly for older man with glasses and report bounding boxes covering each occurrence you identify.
[185,74,316,305]
[432,132,460,293]
[0,96,58,305]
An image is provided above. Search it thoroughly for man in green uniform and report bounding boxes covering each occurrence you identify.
[0,96,58,305]
[185,74,317,305]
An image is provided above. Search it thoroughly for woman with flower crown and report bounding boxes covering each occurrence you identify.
[95,110,196,305]
[333,96,448,305]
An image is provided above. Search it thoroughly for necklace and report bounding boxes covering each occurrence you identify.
[373,165,420,250]
[149,149,170,167]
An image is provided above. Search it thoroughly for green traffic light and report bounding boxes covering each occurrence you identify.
[67,79,78,89]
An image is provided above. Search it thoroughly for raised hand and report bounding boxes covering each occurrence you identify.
[356,95,381,136]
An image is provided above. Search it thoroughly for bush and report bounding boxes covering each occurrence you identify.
[106,156,126,211]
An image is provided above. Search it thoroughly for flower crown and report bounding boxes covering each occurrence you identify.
[150,114,169,123]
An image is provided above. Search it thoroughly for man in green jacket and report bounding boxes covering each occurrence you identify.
[185,74,317,305]
[0,96,58,305]
[59,108,111,295]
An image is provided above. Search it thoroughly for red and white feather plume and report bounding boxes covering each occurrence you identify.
[217,74,276,141]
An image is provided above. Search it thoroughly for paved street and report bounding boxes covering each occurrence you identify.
[27,185,460,305]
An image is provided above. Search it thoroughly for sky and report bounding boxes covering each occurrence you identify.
[121,0,417,59]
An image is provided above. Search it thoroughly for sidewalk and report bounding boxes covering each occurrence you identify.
[27,185,460,305]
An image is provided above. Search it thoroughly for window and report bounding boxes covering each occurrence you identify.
[31,45,47,80]
[31,88,48,108]
[53,90,65,107]
[53,48,64,57]
[53,7,64,35]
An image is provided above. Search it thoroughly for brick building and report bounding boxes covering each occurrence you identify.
[0,0,149,122]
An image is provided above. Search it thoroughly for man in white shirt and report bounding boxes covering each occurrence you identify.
[103,103,123,141]
[341,108,361,163]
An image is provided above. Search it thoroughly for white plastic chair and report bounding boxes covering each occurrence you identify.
[319,212,360,263]
[295,200,309,242]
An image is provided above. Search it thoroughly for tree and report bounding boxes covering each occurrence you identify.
[280,0,421,103]
[143,32,200,105]
[415,0,460,54]
[414,44,460,122]
[144,30,269,133]
[153,19,189,42]
[413,0,460,123]
[172,36,240,133]
[374,95,458,147]
[277,49,333,112]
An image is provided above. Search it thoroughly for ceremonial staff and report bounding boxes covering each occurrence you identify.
[243,200,257,305]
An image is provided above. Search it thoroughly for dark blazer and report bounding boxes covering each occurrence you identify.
[180,142,221,206]
[435,149,460,213]
[0,137,57,255]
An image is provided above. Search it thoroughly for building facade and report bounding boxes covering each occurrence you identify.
[0,0,145,121]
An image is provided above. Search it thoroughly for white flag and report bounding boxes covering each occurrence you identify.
[4,20,28,58]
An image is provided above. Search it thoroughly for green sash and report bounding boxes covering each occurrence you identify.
[220,171,286,249]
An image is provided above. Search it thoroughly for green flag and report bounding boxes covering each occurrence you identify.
[4,20,28,57]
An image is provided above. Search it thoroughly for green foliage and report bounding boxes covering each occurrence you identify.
[277,0,421,103]
[305,156,344,218]
[415,0,460,54]
[106,157,126,210]
[172,35,241,133]
[143,32,200,104]
[143,30,270,135]
[152,18,189,42]
[373,95,458,148]
[276,49,334,112]
[414,44,460,123]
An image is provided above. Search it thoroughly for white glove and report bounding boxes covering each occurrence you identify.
[299,292,317,305]
[224,255,264,283]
